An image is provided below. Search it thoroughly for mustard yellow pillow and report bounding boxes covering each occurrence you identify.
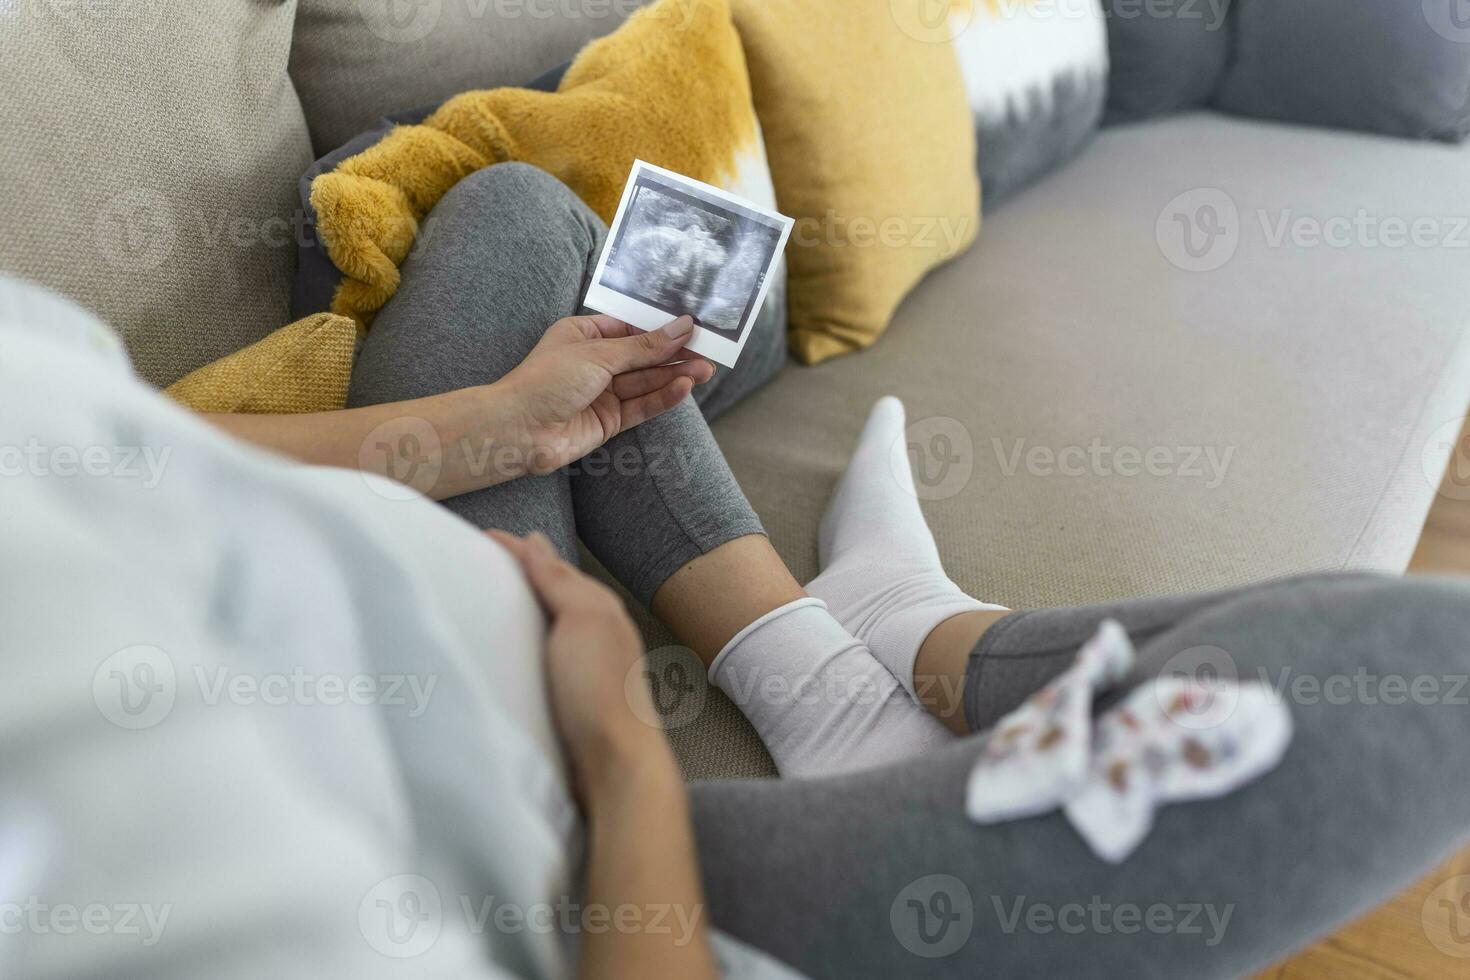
[730,0,980,364]
[165,313,357,414]
[311,0,774,328]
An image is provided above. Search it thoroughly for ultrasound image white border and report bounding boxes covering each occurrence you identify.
[584,161,793,368]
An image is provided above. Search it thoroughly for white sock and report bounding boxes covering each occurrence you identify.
[708,598,951,778]
[806,396,1007,700]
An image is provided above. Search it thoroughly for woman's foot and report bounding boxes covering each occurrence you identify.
[805,397,1007,699]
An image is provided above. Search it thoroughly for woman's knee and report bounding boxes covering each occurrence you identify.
[430,162,601,261]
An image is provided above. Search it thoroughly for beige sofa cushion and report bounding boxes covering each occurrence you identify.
[656,113,1470,780]
[0,1,313,388]
[290,0,638,154]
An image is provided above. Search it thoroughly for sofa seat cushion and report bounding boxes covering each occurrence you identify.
[660,113,1470,779]
[0,1,314,388]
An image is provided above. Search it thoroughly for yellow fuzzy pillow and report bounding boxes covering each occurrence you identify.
[312,0,775,329]
[730,0,980,364]
[165,313,358,414]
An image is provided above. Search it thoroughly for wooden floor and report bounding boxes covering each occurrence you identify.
[1254,428,1470,979]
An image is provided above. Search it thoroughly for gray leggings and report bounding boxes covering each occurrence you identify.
[348,162,782,603]
[350,164,1470,979]
[693,573,1470,978]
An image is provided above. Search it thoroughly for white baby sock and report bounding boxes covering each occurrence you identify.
[806,397,1006,700]
[708,598,952,778]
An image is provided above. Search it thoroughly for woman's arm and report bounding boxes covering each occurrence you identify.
[204,315,712,500]
[490,530,720,980]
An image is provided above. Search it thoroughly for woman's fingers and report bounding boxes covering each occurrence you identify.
[610,360,714,400]
[617,377,695,430]
[589,316,695,373]
[492,530,613,618]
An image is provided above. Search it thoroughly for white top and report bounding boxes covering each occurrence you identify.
[0,278,798,979]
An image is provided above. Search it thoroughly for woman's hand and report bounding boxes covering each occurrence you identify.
[203,313,712,501]
[496,314,714,477]
[489,528,719,980]
[488,529,675,800]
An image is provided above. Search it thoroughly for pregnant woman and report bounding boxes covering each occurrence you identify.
[6,163,1470,979]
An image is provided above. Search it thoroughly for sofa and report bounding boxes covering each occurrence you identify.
[5,1,1470,780]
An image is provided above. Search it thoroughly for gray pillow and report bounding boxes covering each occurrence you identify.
[1103,0,1234,125]
[1216,0,1470,142]
[290,0,637,155]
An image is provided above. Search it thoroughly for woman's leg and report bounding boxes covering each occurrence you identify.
[347,162,798,657]
[690,573,1470,979]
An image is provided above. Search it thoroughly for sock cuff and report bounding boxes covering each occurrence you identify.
[708,596,828,684]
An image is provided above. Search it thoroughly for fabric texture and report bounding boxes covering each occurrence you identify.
[346,162,775,605]
[1102,0,1234,125]
[965,619,1293,863]
[949,0,1109,205]
[691,572,1470,978]
[0,0,314,388]
[666,113,1470,779]
[0,273,801,980]
[807,397,1000,699]
[707,598,951,778]
[730,0,980,364]
[164,313,358,414]
[1217,0,1470,142]
[290,68,564,322]
[310,0,776,330]
[289,0,635,156]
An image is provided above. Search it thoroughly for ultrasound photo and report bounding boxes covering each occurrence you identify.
[585,161,793,368]
[599,177,783,340]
